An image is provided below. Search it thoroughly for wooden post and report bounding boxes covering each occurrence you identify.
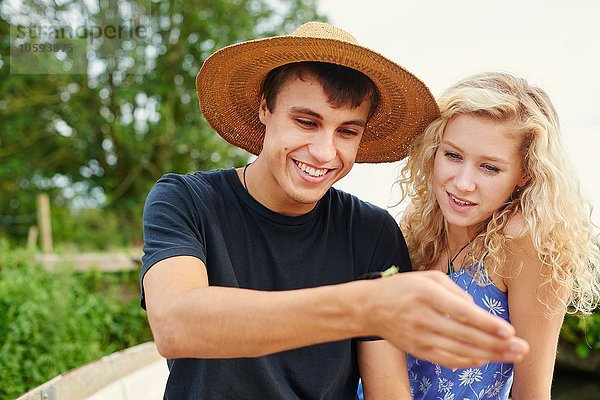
[27,225,38,251]
[36,194,53,253]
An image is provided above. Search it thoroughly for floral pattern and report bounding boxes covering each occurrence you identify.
[406,265,514,400]
[458,368,484,386]
[482,295,505,316]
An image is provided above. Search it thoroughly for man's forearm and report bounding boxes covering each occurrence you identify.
[149,281,373,359]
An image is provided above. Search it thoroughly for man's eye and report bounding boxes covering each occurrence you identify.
[296,119,317,127]
[338,128,359,136]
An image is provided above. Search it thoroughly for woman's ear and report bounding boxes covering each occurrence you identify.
[517,170,529,188]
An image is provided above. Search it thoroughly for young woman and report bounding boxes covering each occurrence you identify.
[397,72,600,399]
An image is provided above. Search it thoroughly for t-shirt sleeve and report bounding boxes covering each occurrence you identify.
[367,211,412,275]
[357,210,412,342]
[140,174,207,309]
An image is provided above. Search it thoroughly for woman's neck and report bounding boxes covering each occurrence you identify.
[445,225,472,255]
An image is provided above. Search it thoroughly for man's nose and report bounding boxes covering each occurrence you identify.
[308,131,336,163]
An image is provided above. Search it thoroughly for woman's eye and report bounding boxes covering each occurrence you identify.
[483,164,500,173]
[444,151,460,160]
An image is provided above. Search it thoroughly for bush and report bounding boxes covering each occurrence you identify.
[0,243,152,398]
[51,207,137,251]
[561,311,600,359]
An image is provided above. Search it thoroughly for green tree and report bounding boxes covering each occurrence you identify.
[0,0,325,246]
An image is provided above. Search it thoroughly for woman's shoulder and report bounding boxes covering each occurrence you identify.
[503,212,538,255]
[503,211,528,239]
[498,212,541,281]
[502,212,539,261]
[500,211,551,290]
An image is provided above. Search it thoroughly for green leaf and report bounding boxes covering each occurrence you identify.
[380,265,400,278]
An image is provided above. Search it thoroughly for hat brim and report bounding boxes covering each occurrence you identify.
[196,36,439,163]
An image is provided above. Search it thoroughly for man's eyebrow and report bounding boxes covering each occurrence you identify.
[288,107,322,120]
[344,119,366,128]
[288,106,366,127]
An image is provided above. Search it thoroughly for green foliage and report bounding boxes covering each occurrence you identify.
[0,0,326,246]
[51,207,135,250]
[561,311,600,359]
[0,243,152,398]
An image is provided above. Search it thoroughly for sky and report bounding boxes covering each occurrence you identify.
[319,0,600,225]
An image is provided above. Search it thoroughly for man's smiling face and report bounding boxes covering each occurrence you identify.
[254,74,370,216]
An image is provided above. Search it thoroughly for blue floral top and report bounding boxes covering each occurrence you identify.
[357,265,513,400]
[406,266,513,400]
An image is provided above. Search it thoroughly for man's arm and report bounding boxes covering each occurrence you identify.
[144,255,366,358]
[144,256,529,367]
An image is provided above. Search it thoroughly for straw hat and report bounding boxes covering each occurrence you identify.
[196,21,439,163]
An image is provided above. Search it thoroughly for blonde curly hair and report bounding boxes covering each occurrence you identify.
[397,71,600,314]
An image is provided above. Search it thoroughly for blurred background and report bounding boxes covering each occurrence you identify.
[329,0,600,226]
[0,0,598,398]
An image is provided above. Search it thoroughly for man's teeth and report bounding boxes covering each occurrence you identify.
[296,161,327,177]
[451,195,474,206]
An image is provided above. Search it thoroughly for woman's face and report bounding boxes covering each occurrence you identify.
[433,114,529,232]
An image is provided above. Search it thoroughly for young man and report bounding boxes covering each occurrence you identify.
[141,22,529,399]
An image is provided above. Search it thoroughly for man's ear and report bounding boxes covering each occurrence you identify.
[258,96,269,124]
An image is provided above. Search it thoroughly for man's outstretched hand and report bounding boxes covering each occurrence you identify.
[364,270,529,369]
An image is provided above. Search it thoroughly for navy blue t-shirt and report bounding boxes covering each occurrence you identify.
[141,168,411,399]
